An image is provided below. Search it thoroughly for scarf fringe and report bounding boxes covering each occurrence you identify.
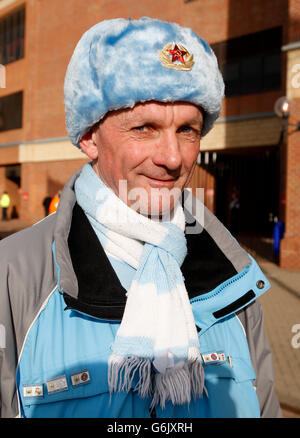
[190,358,207,399]
[109,355,205,409]
[108,354,153,399]
[151,358,205,409]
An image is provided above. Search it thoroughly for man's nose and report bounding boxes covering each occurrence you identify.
[152,131,182,170]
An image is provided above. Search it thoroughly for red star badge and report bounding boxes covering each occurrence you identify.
[168,44,187,64]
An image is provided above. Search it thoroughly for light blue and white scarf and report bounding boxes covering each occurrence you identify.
[75,163,204,408]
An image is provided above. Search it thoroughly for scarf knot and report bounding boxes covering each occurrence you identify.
[157,223,187,267]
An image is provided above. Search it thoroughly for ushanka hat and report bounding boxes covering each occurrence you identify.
[64,17,224,147]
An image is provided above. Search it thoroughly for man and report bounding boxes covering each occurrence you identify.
[0,17,281,418]
[0,190,10,220]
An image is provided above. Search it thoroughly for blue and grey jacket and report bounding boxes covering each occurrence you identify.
[0,169,281,418]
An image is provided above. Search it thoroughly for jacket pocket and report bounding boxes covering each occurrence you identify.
[19,356,153,418]
[20,356,112,416]
[203,355,260,418]
[204,355,256,383]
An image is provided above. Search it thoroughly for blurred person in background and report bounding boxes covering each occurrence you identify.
[229,187,240,234]
[42,195,52,217]
[48,190,61,215]
[0,190,10,221]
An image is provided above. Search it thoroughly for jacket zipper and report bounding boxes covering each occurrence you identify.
[190,265,250,304]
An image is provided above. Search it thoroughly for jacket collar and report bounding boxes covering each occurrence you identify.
[53,168,266,322]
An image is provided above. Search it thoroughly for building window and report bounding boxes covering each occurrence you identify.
[6,164,20,187]
[0,8,25,65]
[0,91,22,131]
[212,27,282,97]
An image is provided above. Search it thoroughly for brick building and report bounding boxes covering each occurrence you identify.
[0,0,299,269]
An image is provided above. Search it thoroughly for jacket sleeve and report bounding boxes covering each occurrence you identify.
[0,257,19,418]
[237,300,282,418]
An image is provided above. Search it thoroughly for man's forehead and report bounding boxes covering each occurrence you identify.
[116,101,203,123]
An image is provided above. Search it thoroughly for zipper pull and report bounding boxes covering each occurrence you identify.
[228,355,233,367]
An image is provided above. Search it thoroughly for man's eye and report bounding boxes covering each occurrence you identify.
[133,125,147,131]
[179,126,201,137]
[179,126,193,133]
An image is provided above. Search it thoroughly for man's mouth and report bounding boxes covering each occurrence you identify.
[144,175,179,187]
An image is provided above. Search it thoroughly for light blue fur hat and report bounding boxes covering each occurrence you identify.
[64,17,224,147]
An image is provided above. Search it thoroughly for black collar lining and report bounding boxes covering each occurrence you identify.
[65,203,237,320]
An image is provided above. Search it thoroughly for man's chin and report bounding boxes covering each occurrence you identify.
[131,196,181,220]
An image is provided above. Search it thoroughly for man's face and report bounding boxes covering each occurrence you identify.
[82,101,203,216]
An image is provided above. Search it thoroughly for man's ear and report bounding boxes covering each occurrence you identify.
[79,127,99,160]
